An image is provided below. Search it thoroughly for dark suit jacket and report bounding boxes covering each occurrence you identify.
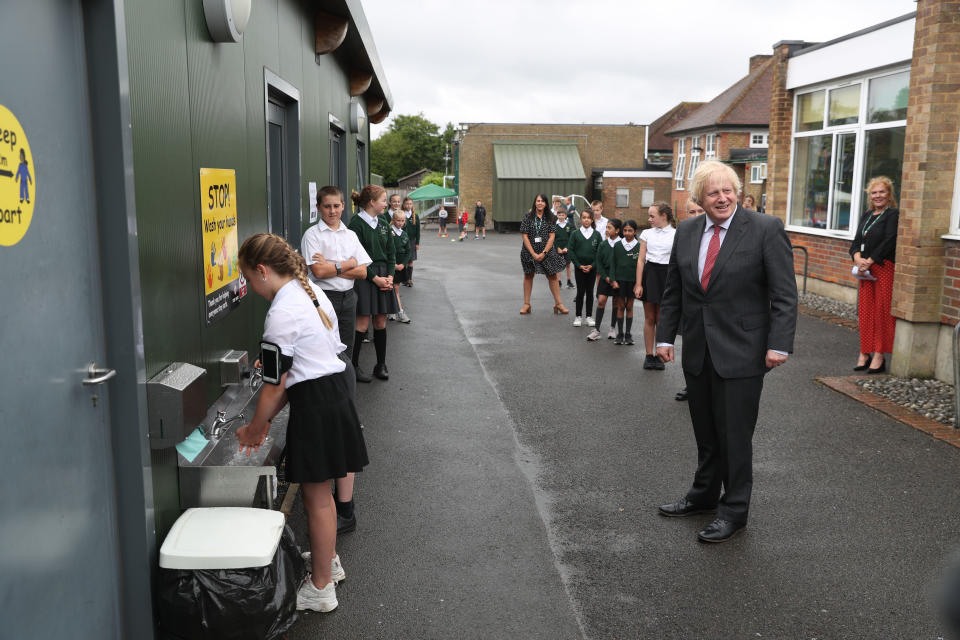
[655,207,798,379]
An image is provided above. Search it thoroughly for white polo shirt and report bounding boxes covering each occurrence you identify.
[639,225,676,265]
[264,280,346,387]
[301,219,372,292]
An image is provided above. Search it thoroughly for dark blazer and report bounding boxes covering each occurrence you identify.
[656,207,798,379]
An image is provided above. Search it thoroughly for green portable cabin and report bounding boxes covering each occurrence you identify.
[492,141,586,230]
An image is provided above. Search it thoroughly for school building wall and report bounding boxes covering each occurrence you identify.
[600,175,672,224]
[669,130,762,219]
[458,123,647,224]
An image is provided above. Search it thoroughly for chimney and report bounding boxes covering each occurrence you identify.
[749,54,772,73]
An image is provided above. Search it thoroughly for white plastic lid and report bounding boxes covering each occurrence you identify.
[159,507,286,570]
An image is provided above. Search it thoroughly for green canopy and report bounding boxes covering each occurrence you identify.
[407,183,457,201]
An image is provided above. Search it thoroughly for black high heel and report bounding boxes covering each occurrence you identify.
[867,357,886,374]
[853,353,873,372]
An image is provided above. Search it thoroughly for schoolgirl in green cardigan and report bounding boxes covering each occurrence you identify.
[554,208,574,289]
[348,185,397,380]
[567,208,601,327]
[587,217,622,341]
[609,219,640,345]
[390,210,412,323]
[401,197,420,286]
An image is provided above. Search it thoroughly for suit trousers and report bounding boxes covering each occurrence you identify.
[683,347,764,524]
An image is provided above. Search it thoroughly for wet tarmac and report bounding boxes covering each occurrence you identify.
[288,231,960,640]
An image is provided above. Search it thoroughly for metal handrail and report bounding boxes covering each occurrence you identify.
[954,321,959,430]
[791,245,808,295]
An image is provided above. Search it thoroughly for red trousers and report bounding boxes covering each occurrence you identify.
[857,260,896,354]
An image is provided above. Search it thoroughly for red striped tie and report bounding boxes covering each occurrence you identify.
[700,224,722,290]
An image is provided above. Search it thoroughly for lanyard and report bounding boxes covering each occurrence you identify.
[860,209,886,252]
[534,215,543,235]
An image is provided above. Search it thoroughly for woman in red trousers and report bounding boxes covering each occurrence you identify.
[849,176,900,374]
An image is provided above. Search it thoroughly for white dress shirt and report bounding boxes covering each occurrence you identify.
[698,211,735,280]
[264,280,346,387]
[594,215,609,238]
[301,219,372,291]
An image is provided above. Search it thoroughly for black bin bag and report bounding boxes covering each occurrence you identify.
[158,524,306,640]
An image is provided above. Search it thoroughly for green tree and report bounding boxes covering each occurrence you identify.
[371,113,455,185]
[419,171,444,187]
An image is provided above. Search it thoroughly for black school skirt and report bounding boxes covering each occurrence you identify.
[284,370,369,483]
[355,263,399,316]
[641,262,668,303]
[596,278,617,297]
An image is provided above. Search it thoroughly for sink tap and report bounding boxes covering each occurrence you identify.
[250,365,263,391]
[210,409,244,439]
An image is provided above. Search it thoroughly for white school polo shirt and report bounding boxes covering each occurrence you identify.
[301,219,371,292]
[639,225,676,265]
[263,280,346,387]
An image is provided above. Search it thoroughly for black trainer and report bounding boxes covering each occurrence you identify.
[624,333,634,345]
[614,332,624,345]
[643,354,656,369]
[355,366,372,383]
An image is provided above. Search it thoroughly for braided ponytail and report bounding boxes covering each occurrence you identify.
[294,252,334,329]
[239,232,334,330]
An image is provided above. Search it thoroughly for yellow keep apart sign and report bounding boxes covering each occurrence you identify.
[200,168,244,324]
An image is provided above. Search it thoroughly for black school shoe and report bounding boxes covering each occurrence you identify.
[355,366,372,383]
[643,354,657,369]
[337,513,357,534]
[373,363,389,380]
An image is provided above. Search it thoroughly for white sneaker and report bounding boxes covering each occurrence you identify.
[301,552,346,584]
[297,576,337,612]
[607,327,617,340]
[387,314,396,321]
[397,310,411,323]
[586,317,595,327]
[586,329,601,341]
[573,316,582,327]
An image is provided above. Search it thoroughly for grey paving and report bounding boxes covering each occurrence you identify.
[289,232,960,640]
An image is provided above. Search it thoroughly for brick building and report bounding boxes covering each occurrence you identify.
[765,3,960,382]
[667,55,774,220]
[455,123,647,227]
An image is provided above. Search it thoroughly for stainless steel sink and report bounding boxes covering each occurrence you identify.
[177,384,288,509]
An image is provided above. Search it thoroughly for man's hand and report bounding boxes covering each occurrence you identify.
[311,252,327,264]
[656,345,674,363]
[765,350,788,368]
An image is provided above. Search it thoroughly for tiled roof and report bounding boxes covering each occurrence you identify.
[666,57,774,135]
[647,102,706,151]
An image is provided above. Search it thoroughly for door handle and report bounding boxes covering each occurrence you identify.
[83,363,117,385]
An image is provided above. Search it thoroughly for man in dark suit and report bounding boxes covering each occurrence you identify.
[655,160,798,543]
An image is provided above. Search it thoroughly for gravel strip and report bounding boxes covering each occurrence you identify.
[855,377,957,427]
[799,292,857,322]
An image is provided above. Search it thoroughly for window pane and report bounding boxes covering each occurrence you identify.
[797,90,825,132]
[860,127,905,208]
[789,134,832,228]
[828,85,860,127]
[830,133,856,231]
[868,71,910,123]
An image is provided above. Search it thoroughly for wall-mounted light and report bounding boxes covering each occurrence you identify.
[349,100,367,134]
[203,0,252,43]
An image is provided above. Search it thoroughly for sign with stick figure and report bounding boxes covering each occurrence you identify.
[200,168,244,325]
[0,105,35,247]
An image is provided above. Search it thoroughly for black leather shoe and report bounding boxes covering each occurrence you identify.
[337,513,357,534]
[697,518,745,543]
[658,498,717,518]
[355,367,372,383]
[675,387,688,401]
[373,363,389,380]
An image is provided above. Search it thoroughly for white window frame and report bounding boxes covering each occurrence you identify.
[616,187,630,208]
[786,66,909,239]
[705,133,716,159]
[750,164,766,184]
[675,138,686,190]
[950,125,960,237]
[688,135,701,180]
[750,132,769,148]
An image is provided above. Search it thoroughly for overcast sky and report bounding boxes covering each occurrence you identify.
[364,0,916,139]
